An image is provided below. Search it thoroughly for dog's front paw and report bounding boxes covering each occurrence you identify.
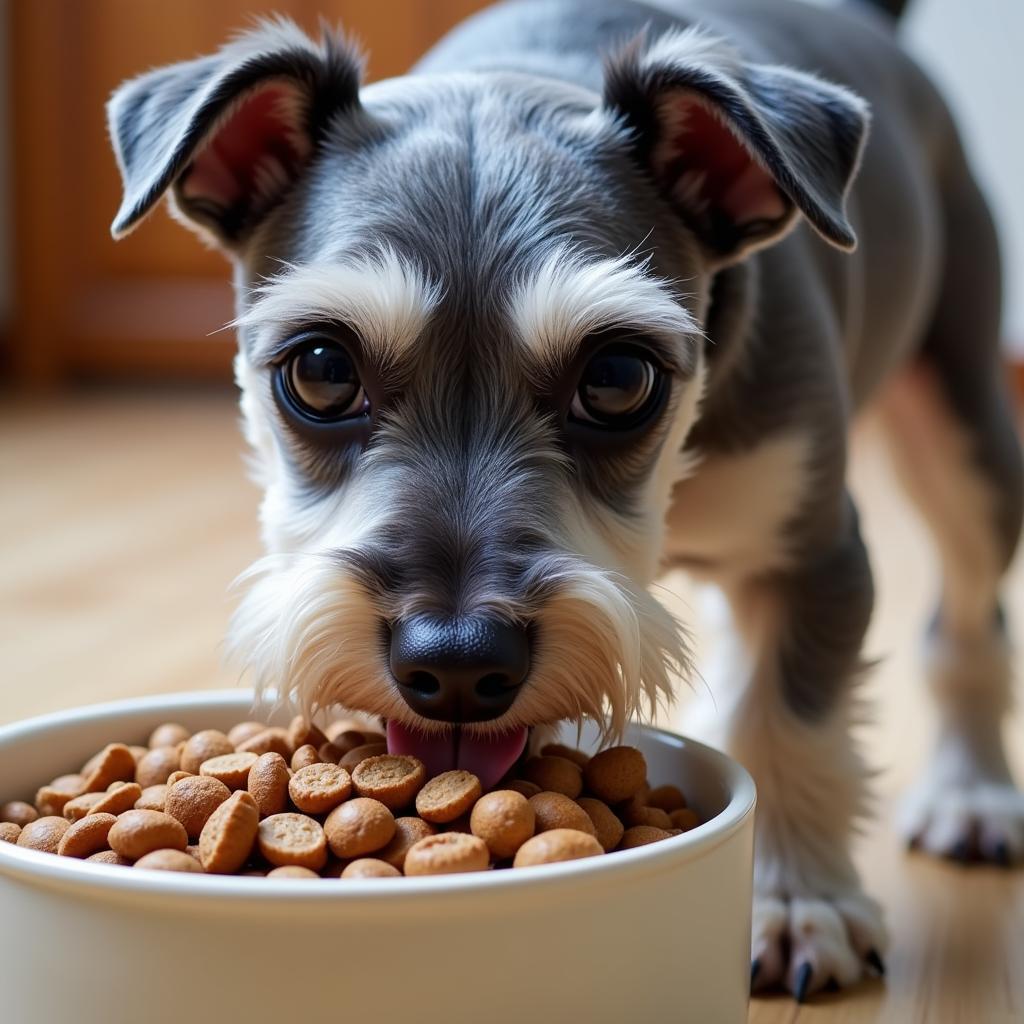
[750,889,886,1002]
[900,775,1024,864]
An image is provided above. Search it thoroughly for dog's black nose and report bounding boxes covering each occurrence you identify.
[389,616,530,723]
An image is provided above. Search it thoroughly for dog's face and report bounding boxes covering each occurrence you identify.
[108,20,865,785]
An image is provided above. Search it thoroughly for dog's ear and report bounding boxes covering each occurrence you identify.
[604,28,870,264]
[107,18,363,249]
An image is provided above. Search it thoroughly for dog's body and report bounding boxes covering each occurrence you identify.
[107,0,1023,1001]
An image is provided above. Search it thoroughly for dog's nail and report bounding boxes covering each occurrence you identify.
[993,840,1011,867]
[866,948,886,976]
[793,961,813,1004]
[951,838,971,863]
[750,958,761,987]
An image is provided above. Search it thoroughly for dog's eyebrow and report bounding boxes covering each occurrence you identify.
[235,249,442,368]
[508,247,700,376]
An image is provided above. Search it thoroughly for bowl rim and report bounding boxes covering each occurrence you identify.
[0,690,756,904]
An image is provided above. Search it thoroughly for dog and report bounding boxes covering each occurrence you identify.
[106,0,1023,1001]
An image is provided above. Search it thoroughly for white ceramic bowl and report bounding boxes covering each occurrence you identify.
[0,691,755,1024]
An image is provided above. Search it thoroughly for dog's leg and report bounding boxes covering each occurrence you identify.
[685,496,886,998]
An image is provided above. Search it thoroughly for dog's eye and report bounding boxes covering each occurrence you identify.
[569,346,664,429]
[280,338,368,421]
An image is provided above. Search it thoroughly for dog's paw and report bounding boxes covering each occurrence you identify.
[750,889,886,1002]
[899,776,1024,865]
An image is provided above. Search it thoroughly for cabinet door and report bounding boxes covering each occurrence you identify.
[9,0,488,386]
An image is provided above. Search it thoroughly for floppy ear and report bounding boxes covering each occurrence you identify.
[107,18,363,249]
[604,28,870,264]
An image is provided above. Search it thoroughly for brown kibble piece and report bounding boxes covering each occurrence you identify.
[291,744,321,771]
[148,722,190,749]
[135,784,169,812]
[108,810,188,861]
[1,801,38,827]
[352,755,425,811]
[415,770,482,824]
[129,745,150,765]
[404,832,490,876]
[63,793,105,821]
[618,826,672,850]
[0,822,21,843]
[540,743,590,768]
[287,715,328,752]
[180,730,235,775]
[198,791,259,874]
[135,746,181,788]
[377,817,436,870]
[57,813,117,858]
[134,849,204,873]
[646,785,687,813]
[338,743,387,772]
[324,798,395,859]
[237,727,292,759]
[576,797,625,853]
[89,782,143,817]
[327,729,367,755]
[504,779,541,799]
[87,849,131,866]
[166,771,192,786]
[325,719,365,742]
[513,828,603,867]
[35,778,82,817]
[165,775,232,838]
[288,763,353,815]
[200,751,259,790]
[17,817,70,853]
[470,790,535,860]
[669,807,701,831]
[583,746,647,804]
[82,744,137,793]
[341,858,401,879]
[267,865,320,879]
[529,792,597,837]
[247,752,291,818]
[257,813,328,870]
[227,721,267,748]
[317,741,346,765]
[522,756,583,798]
[620,803,672,830]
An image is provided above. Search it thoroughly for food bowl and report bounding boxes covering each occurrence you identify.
[0,690,755,1024]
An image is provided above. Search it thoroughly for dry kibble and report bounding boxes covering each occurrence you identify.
[166,771,192,786]
[513,828,603,867]
[237,727,292,759]
[82,744,137,793]
[329,730,369,755]
[247,752,291,818]
[63,793,105,821]
[198,791,259,874]
[415,771,482,824]
[576,797,624,853]
[165,775,231,838]
[257,813,328,870]
[669,808,701,831]
[268,865,320,880]
[529,792,597,838]
[342,858,402,879]
[324,798,395,859]
[325,719,366,742]
[377,817,436,870]
[540,743,590,768]
[18,816,71,854]
[135,784,169,812]
[338,743,387,773]
[1,801,39,827]
[583,746,647,804]
[134,849,204,873]
[620,803,672,831]
[57,813,117,858]
[35,780,81,817]
[317,741,346,765]
[89,782,143,817]
[129,746,150,766]
[108,810,188,861]
[0,822,21,844]
[180,730,235,775]
[647,785,687,812]
[404,832,490,876]
[291,744,321,772]
[618,826,672,850]
[227,721,267,748]
[87,850,131,866]
[200,751,259,790]
[288,763,353,815]
[360,731,387,747]
[522,756,583,799]
[135,746,181,788]
[148,722,190,749]
[504,779,541,799]
[352,755,425,811]
[470,790,535,860]
[288,716,328,752]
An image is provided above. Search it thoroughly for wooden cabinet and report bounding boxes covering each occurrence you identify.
[9,0,488,386]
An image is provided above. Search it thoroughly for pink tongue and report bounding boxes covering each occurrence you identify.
[386,722,529,792]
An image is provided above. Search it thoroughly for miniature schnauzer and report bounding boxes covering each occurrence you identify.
[107,0,1023,1000]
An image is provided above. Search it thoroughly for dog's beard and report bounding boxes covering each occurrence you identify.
[227,548,690,743]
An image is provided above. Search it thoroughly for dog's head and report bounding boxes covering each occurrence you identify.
[108,18,866,785]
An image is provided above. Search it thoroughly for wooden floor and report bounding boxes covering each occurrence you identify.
[1,390,1022,1023]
